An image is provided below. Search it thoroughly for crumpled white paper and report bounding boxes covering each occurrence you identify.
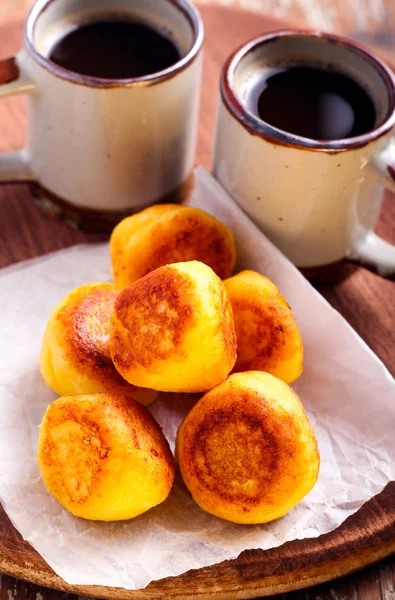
[0,166,394,591]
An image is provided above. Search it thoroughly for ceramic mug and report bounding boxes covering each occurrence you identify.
[213,31,395,277]
[0,0,203,230]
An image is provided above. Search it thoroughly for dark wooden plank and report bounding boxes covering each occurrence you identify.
[0,6,394,600]
[0,575,78,600]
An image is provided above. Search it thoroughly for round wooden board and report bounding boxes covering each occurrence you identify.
[0,5,394,600]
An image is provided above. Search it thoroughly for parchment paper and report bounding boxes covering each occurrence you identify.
[0,166,394,590]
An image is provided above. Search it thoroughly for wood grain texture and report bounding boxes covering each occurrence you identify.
[0,6,394,600]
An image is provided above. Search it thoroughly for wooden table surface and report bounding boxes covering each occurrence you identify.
[0,2,394,600]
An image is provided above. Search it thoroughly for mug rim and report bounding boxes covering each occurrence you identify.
[221,30,395,151]
[25,0,204,88]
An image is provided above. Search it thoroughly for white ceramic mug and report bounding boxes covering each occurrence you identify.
[0,0,203,230]
[213,31,395,277]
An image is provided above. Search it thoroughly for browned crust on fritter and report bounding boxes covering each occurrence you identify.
[179,389,303,514]
[39,396,112,506]
[130,209,235,280]
[39,394,174,506]
[56,285,130,390]
[231,297,300,372]
[111,267,197,371]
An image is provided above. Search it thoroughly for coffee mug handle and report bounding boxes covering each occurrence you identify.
[351,140,395,277]
[0,53,36,182]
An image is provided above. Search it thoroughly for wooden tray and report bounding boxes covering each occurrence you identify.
[0,5,394,600]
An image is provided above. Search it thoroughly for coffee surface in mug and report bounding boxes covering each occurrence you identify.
[49,20,181,79]
[253,66,376,140]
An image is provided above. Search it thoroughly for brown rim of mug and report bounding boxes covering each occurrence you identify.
[220,30,395,152]
[25,0,204,88]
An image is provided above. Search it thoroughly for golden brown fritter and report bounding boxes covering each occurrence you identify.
[38,393,174,521]
[176,371,319,524]
[110,204,236,287]
[224,271,303,384]
[109,261,237,393]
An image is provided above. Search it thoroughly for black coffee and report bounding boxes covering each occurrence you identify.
[49,20,181,79]
[254,66,376,140]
